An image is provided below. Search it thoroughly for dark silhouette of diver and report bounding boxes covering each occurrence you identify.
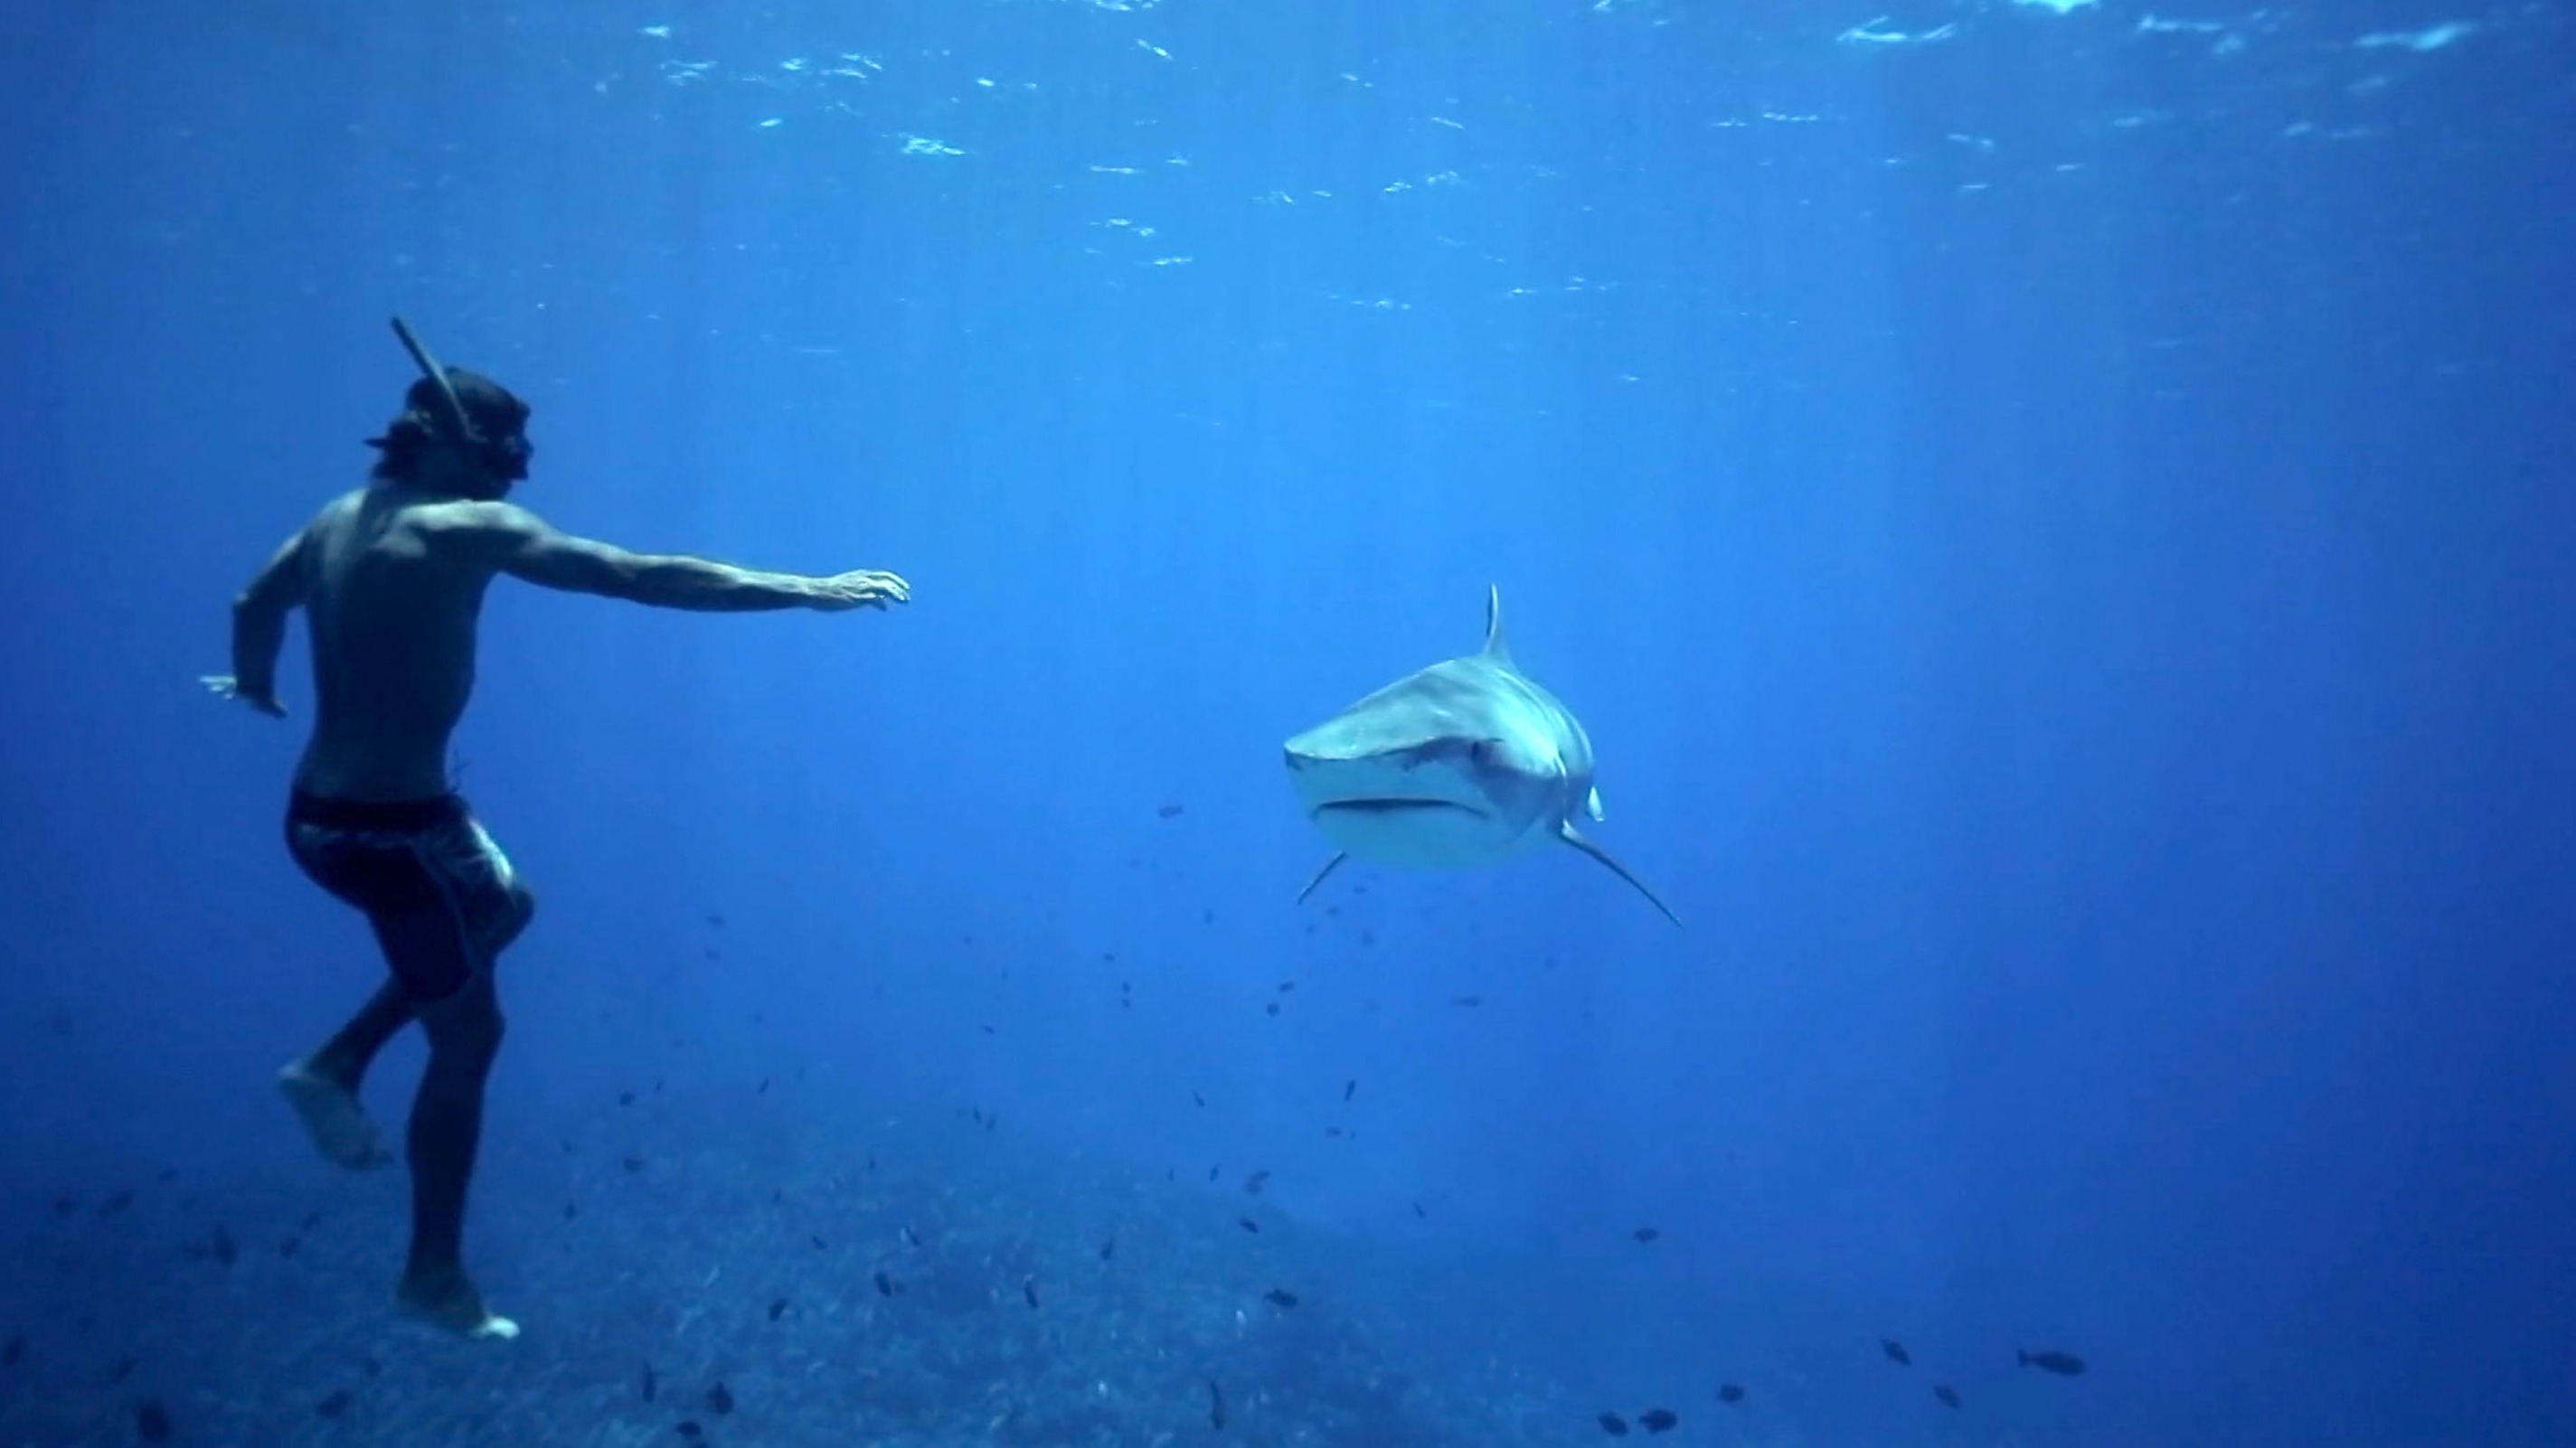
[206,320,910,1336]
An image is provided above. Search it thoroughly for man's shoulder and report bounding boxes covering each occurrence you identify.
[403,497,548,547]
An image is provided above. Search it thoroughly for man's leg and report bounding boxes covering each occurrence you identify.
[288,804,532,1338]
[278,982,411,1170]
[394,966,516,1340]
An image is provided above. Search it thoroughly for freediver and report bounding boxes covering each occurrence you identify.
[205,320,911,1337]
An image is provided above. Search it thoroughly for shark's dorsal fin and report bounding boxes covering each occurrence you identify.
[1481,585,1513,665]
[1296,851,1351,904]
[1557,822,1681,927]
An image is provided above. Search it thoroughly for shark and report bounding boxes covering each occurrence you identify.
[1281,586,1680,926]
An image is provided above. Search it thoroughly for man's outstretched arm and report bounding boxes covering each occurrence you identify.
[214,528,313,715]
[442,503,909,613]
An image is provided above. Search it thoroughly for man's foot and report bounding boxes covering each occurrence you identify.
[396,1266,519,1340]
[278,1058,392,1170]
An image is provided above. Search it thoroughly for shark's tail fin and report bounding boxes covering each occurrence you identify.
[1558,823,1681,927]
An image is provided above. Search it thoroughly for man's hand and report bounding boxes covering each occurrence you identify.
[806,569,911,612]
[201,674,287,719]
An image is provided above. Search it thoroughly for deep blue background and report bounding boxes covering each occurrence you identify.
[3,0,2571,1442]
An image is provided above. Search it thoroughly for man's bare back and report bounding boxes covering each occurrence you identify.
[219,481,910,792]
[210,354,908,1340]
[250,486,911,800]
[293,488,496,800]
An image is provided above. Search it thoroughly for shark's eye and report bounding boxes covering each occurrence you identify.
[1468,738,1502,765]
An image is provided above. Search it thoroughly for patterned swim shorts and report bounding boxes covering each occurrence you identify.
[285,791,534,1002]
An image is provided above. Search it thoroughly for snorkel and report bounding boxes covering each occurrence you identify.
[391,315,480,455]
[387,315,528,498]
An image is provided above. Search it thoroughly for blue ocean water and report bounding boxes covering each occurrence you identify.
[2,0,2571,1443]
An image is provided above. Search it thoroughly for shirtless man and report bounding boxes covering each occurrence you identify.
[204,361,908,1338]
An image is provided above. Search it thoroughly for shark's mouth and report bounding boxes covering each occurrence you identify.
[1310,798,1488,821]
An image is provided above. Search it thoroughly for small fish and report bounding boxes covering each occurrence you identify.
[873,1271,899,1296]
[136,1399,172,1443]
[51,1192,74,1218]
[641,1363,657,1401]
[1157,803,1185,819]
[1631,1227,1660,1244]
[1343,1079,1356,1101]
[1412,1199,1428,1218]
[1450,994,1483,1007]
[1209,1378,1228,1429]
[706,913,725,926]
[278,1234,301,1258]
[1717,1383,1744,1404]
[1245,1171,1270,1195]
[1022,1277,1040,1308]
[1209,1164,1222,1182]
[2017,1348,2086,1376]
[1597,1411,1630,1435]
[99,1189,136,1218]
[620,1155,645,1173]
[316,1389,352,1418]
[618,1089,635,1105]
[1239,1217,1260,1233]
[1277,981,1297,993]
[1325,1125,1348,1138]
[299,1209,323,1230]
[1193,1090,1206,1106]
[109,1356,137,1386]
[981,1024,996,1035]
[2,1334,23,1366]
[1882,1338,1912,1366]
[1638,1407,1678,1433]
[1934,1383,1962,1407]
[1263,1288,1299,1308]
[757,1077,770,1095]
[676,1423,703,1441]
[767,1297,788,1321]
[1099,1236,1117,1261]
[902,1225,923,1247]
[706,1381,735,1414]
[1265,1001,1281,1017]
[564,1202,579,1221]
[810,1235,827,1250]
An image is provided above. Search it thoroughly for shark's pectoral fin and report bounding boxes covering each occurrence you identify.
[1557,823,1681,927]
[1297,851,1352,904]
